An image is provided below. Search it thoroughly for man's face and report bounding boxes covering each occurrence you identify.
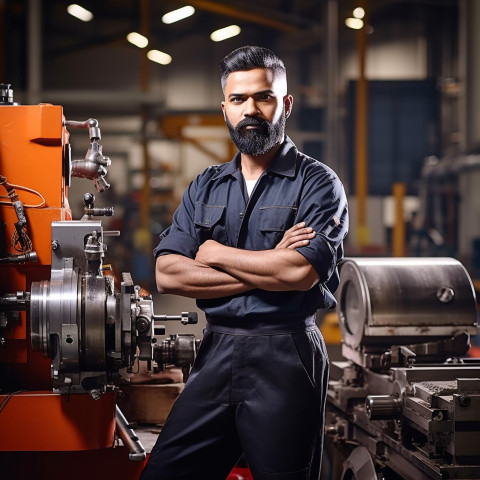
[221,68,292,156]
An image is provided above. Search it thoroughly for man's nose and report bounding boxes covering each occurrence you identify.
[243,97,260,116]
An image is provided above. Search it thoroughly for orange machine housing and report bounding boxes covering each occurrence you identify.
[0,103,68,383]
[0,103,143,479]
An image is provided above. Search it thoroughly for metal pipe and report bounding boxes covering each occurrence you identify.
[458,0,467,154]
[355,0,369,249]
[0,252,37,264]
[115,405,146,462]
[326,0,339,175]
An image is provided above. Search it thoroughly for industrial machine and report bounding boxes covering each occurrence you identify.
[0,84,198,479]
[325,257,480,480]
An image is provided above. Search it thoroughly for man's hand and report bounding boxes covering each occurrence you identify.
[196,239,224,265]
[275,222,315,249]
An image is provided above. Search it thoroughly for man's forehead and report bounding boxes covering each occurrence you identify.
[225,68,286,93]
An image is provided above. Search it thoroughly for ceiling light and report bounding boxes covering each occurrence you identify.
[345,18,364,30]
[162,6,195,24]
[147,50,172,65]
[127,32,149,48]
[353,7,365,19]
[67,4,93,22]
[210,25,241,42]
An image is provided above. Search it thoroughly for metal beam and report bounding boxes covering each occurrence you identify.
[185,0,300,33]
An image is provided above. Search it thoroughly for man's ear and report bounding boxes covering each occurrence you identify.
[284,95,293,119]
[221,101,226,120]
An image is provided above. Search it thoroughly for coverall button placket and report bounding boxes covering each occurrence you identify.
[235,172,266,248]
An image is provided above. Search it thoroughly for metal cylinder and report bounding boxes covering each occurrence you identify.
[115,405,146,461]
[366,395,402,420]
[336,257,478,348]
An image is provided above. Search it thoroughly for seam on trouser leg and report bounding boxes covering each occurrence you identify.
[262,467,309,479]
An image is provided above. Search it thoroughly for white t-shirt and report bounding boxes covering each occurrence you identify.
[245,179,257,196]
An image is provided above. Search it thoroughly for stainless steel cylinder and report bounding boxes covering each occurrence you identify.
[366,395,402,420]
[336,257,478,348]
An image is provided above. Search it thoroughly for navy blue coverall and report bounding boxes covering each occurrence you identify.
[141,136,349,480]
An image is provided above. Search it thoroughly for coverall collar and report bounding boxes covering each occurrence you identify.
[212,136,297,181]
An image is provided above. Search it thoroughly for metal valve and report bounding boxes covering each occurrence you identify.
[66,118,111,192]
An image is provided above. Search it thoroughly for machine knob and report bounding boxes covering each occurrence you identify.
[136,315,151,334]
[365,395,402,420]
[181,312,198,325]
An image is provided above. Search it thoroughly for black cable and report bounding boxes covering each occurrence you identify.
[0,390,27,415]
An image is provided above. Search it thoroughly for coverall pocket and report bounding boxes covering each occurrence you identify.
[193,203,227,244]
[258,205,297,248]
[289,330,325,391]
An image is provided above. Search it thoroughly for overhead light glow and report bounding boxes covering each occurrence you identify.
[210,25,241,42]
[345,18,364,30]
[147,50,172,65]
[353,7,365,19]
[67,4,93,22]
[127,32,149,48]
[162,5,195,24]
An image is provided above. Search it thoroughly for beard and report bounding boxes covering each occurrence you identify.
[225,111,286,156]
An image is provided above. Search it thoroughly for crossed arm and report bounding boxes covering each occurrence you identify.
[155,223,319,299]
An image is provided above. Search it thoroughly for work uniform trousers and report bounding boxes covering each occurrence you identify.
[140,324,329,480]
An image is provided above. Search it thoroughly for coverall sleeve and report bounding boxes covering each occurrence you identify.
[153,179,199,259]
[294,166,349,284]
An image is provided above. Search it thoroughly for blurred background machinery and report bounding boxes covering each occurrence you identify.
[0,86,198,479]
[5,0,480,285]
[325,257,480,480]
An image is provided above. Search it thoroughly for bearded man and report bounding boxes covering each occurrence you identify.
[141,45,349,480]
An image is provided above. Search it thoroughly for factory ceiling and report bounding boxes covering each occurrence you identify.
[2,0,459,116]
[5,0,458,64]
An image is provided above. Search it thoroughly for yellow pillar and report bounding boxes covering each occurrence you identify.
[392,182,406,257]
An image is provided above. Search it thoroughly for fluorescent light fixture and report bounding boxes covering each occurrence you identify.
[210,25,241,42]
[162,5,195,24]
[67,4,93,22]
[353,7,365,19]
[127,32,149,48]
[147,50,172,65]
[345,18,364,30]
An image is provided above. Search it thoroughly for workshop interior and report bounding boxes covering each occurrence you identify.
[1,0,480,479]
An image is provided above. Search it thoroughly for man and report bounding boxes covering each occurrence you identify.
[141,45,348,480]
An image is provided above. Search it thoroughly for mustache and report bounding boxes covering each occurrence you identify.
[235,116,269,131]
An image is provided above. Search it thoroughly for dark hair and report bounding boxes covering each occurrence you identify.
[220,46,286,90]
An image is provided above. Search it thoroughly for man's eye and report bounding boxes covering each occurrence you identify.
[231,97,244,103]
[258,94,272,101]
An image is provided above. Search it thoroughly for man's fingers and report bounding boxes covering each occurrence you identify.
[284,222,306,235]
[286,239,311,249]
[284,225,313,239]
[287,230,316,242]
[280,230,315,249]
[275,222,316,249]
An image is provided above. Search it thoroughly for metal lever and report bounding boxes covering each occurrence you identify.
[115,405,146,462]
[154,312,198,325]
